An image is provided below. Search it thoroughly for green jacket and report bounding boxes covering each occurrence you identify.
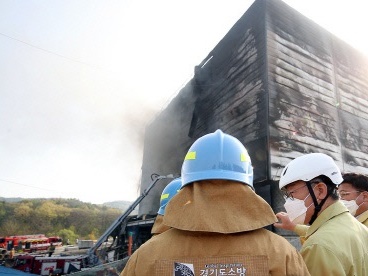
[301,201,368,276]
[48,245,55,252]
[357,209,368,227]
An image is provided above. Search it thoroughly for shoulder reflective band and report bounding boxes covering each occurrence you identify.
[185,151,196,160]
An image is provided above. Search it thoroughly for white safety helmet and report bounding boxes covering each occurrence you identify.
[279,153,343,189]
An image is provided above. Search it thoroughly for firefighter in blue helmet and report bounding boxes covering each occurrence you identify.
[151,178,182,236]
[121,130,310,276]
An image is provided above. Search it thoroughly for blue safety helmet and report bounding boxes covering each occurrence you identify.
[181,129,253,189]
[157,177,182,215]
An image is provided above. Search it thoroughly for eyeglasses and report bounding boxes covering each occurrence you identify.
[282,184,307,200]
[338,190,362,199]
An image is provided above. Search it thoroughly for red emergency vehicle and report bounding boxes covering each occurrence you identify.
[0,234,62,252]
[12,254,87,275]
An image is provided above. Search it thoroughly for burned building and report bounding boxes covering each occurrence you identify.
[138,0,368,244]
[83,0,368,268]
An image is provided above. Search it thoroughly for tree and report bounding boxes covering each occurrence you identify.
[57,228,78,245]
[0,198,125,240]
[14,202,32,222]
[2,218,23,235]
[88,228,100,241]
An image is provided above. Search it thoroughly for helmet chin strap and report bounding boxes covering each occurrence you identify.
[306,182,330,225]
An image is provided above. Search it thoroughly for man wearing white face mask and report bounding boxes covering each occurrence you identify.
[338,173,368,226]
[282,187,314,225]
[274,153,368,276]
[274,173,368,235]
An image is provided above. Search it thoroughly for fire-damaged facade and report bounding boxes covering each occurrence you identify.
[138,0,368,245]
[32,0,368,276]
[76,0,368,272]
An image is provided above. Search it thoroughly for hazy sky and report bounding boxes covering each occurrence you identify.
[1,0,367,204]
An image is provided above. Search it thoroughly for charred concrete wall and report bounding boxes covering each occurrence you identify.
[139,84,197,216]
[138,0,368,241]
[139,0,268,217]
[266,0,368,237]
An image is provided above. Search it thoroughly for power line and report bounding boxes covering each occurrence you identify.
[0,31,98,68]
[0,178,56,192]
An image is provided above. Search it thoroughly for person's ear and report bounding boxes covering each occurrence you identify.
[361,191,368,202]
[314,182,328,199]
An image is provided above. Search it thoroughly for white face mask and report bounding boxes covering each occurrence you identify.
[340,195,362,216]
[284,194,313,224]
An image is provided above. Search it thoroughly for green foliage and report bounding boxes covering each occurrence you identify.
[57,228,78,245]
[88,228,100,240]
[0,198,123,240]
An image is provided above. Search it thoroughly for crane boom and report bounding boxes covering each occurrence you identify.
[87,174,175,265]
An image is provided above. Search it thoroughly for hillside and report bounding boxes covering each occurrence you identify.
[0,197,24,203]
[0,197,132,210]
[102,200,133,211]
[0,198,133,244]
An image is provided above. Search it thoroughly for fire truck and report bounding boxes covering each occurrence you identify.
[12,254,87,275]
[0,234,62,252]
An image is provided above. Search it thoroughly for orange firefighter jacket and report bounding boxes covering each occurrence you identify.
[151,214,171,236]
[121,180,310,276]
